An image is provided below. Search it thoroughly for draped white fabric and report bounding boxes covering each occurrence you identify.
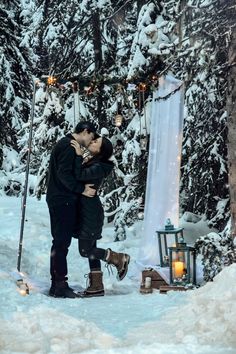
[137,75,184,276]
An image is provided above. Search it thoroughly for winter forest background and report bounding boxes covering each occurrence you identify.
[1,0,236,280]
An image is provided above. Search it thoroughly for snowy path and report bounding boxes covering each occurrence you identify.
[0,196,235,354]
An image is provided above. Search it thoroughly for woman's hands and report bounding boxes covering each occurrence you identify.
[71,140,82,156]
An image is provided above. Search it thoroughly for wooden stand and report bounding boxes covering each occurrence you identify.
[142,269,167,289]
[140,285,153,294]
[140,269,167,294]
[159,285,188,294]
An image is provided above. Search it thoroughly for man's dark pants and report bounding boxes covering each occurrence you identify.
[49,201,78,282]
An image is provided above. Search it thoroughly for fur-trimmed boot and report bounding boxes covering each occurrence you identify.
[105,248,130,281]
[78,270,105,298]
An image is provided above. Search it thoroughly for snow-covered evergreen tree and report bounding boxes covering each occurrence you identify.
[194,227,235,282]
[126,0,231,231]
[126,0,235,276]
[0,0,33,195]
[1,0,235,247]
[15,0,148,240]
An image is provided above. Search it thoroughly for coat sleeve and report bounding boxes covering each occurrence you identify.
[74,156,106,181]
[57,144,85,193]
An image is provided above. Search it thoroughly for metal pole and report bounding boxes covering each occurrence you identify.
[77,82,81,122]
[73,81,78,128]
[138,89,142,137]
[17,80,37,272]
[142,90,147,136]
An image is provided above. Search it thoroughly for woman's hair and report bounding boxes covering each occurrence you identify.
[85,137,113,166]
[97,137,113,162]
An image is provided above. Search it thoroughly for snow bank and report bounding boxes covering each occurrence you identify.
[126,264,236,348]
[0,305,118,353]
[0,196,235,354]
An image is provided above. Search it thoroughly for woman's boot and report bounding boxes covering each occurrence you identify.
[78,270,104,297]
[105,248,130,281]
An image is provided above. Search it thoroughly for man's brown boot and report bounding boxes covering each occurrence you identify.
[78,270,105,298]
[105,248,130,281]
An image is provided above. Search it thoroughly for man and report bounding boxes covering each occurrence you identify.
[46,121,99,298]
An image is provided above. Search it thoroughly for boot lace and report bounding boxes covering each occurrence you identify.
[105,263,114,276]
[84,273,90,288]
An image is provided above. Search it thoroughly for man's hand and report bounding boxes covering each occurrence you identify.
[82,184,96,197]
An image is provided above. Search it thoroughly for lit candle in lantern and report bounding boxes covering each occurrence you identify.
[174,261,185,278]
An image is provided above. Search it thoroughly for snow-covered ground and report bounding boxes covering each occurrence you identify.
[0,196,236,354]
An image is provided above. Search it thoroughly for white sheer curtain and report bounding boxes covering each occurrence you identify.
[137,75,184,280]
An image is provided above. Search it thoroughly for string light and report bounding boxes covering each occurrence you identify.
[138,83,147,92]
[37,74,162,131]
[39,75,160,97]
[47,76,57,86]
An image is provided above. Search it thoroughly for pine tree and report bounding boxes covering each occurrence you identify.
[0,0,32,195]
[194,229,235,282]
[122,0,233,232]
[3,0,234,244]
[20,0,147,238]
[18,0,91,198]
[176,0,230,231]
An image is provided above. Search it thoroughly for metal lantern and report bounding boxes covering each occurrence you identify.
[114,114,123,127]
[156,219,184,268]
[140,137,148,151]
[168,239,196,286]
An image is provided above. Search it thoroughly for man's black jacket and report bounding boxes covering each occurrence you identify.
[46,134,84,207]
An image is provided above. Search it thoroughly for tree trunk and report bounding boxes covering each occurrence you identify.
[91,9,106,127]
[137,0,146,14]
[91,9,103,72]
[37,0,50,74]
[227,12,236,238]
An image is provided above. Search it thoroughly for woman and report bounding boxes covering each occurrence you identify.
[71,136,130,297]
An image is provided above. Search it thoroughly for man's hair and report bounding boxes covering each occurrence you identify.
[74,121,99,137]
